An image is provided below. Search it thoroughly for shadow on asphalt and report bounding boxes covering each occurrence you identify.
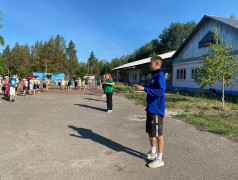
[84,98,106,102]
[74,104,107,112]
[68,126,144,159]
[85,93,102,96]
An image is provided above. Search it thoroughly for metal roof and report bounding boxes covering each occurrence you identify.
[173,15,238,58]
[112,51,175,70]
[207,15,238,29]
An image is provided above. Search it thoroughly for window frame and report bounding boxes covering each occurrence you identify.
[198,31,216,48]
[176,69,186,80]
[191,68,195,80]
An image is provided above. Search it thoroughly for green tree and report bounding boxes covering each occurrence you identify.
[75,62,87,79]
[0,54,7,75]
[66,40,78,76]
[47,36,55,72]
[117,21,196,63]
[88,51,99,75]
[230,14,236,19]
[159,21,196,52]
[194,27,238,107]
[21,43,31,76]
[10,43,31,77]
[33,40,45,72]
[31,41,41,72]
[2,45,11,76]
[55,35,67,73]
[0,10,5,46]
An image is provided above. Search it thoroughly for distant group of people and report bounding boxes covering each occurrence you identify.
[0,75,42,102]
[0,74,115,109]
[54,77,74,91]
[53,76,104,92]
[53,74,115,113]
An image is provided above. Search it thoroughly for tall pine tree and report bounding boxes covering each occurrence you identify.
[66,40,78,76]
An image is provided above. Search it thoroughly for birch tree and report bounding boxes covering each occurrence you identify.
[195,27,238,107]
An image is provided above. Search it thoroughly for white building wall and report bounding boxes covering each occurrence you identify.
[174,19,238,63]
[173,61,238,93]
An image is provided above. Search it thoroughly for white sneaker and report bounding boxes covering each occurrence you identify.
[107,110,112,113]
[142,152,157,160]
[148,159,164,168]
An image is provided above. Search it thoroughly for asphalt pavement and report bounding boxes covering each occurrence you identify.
[0,92,237,180]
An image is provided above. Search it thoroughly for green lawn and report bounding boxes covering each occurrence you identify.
[125,92,238,140]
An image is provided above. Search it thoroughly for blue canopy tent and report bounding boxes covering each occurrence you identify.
[33,72,65,82]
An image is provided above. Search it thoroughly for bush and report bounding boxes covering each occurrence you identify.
[114,83,135,93]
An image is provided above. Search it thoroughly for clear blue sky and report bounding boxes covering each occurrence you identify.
[0,0,237,63]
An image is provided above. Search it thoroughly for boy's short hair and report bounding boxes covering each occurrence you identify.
[151,55,163,62]
[151,56,163,66]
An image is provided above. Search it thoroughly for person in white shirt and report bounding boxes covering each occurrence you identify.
[29,78,34,95]
[78,77,81,90]
[46,78,50,90]
[61,78,65,90]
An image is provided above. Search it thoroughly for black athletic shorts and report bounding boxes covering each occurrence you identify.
[37,85,39,89]
[146,112,163,137]
[43,85,46,88]
[34,84,37,89]
[23,86,27,91]
[97,82,100,86]
[68,82,71,86]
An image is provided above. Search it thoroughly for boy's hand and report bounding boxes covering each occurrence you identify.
[133,84,144,91]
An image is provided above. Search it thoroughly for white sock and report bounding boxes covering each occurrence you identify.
[157,153,163,160]
[151,146,156,154]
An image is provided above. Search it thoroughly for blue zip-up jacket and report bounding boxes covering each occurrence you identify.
[144,68,166,117]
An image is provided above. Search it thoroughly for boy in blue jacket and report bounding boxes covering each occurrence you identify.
[134,56,165,168]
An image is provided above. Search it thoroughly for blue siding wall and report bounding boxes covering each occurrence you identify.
[33,72,65,81]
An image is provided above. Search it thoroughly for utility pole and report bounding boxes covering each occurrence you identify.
[87,39,89,74]
[8,56,10,77]
[45,61,47,79]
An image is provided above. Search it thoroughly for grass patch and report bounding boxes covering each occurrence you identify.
[125,91,238,140]
[125,92,147,107]
[114,83,135,93]
[213,106,224,111]
[174,112,238,137]
[201,106,210,110]
[231,106,238,110]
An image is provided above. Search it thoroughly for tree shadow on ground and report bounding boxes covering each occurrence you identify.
[74,104,107,112]
[84,98,106,102]
[68,126,144,159]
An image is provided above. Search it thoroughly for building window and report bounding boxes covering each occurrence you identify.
[132,74,137,81]
[199,31,216,48]
[191,68,195,79]
[177,69,186,80]
[134,74,137,81]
